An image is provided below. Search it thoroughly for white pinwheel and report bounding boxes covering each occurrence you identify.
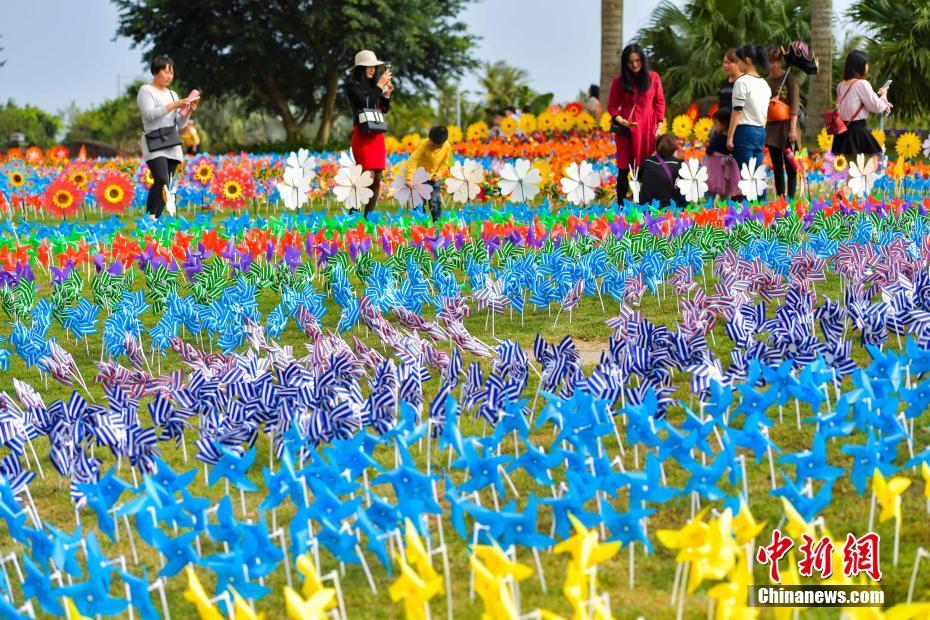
[338,150,356,167]
[675,157,708,204]
[560,161,601,205]
[445,158,485,203]
[498,158,542,203]
[277,166,313,211]
[629,165,641,204]
[391,166,433,208]
[738,157,767,201]
[332,163,374,212]
[164,178,178,216]
[285,148,317,183]
[923,136,930,159]
[847,153,882,197]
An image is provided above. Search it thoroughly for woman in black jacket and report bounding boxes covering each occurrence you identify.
[345,50,394,219]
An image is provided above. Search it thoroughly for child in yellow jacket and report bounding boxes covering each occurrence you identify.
[405,125,451,221]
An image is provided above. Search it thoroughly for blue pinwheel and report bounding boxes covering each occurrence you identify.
[120,569,161,620]
[152,529,200,577]
[55,533,128,616]
[618,452,678,506]
[452,439,512,496]
[207,445,258,492]
[771,475,835,522]
[680,452,731,502]
[21,555,63,615]
[779,433,845,484]
[840,428,898,495]
[508,442,559,486]
[74,467,130,540]
[602,501,655,552]
[491,494,555,550]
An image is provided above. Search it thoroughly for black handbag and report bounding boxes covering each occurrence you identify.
[144,90,182,151]
[358,95,388,134]
[145,125,182,152]
[610,103,636,136]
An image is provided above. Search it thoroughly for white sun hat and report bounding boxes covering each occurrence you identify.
[348,50,384,73]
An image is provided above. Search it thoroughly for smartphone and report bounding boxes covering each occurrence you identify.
[879,79,892,91]
[384,62,392,74]
[179,89,200,116]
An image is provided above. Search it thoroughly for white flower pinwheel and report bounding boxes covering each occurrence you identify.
[338,150,356,167]
[165,178,178,216]
[560,161,601,205]
[738,157,767,201]
[277,166,313,211]
[391,166,433,208]
[923,136,930,159]
[445,158,485,203]
[498,158,542,203]
[675,157,708,204]
[285,148,317,183]
[629,164,641,204]
[847,153,881,198]
[332,163,374,212]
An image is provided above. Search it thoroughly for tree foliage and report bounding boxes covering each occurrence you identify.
[66,83,144,151]
[0,100,60,147]
[113,0,477,144]
[635,0,810,111]
[479,61,552,115]
[846,0,930,121]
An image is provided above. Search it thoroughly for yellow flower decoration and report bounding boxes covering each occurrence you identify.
[537,111,556,133]
[384,135,401,151]
[872,128,886,148]
[833,154,848,172]
[532,160,551,186]
[817,127,833,152]
[223,180,243,200]
[693,117,713,142]
[518,113,537,133]
[896,131,921,160]
[575,111,595,132]
[500,116,517,136]
[555,110,574,132]
[103,184,125,205]
[8,171,25,188]
[466,121,488,141]
[892,158,906,182]
[671,114,694,140]
[401,134,421,149]
[599,112,612,132]
[447,125,463,143]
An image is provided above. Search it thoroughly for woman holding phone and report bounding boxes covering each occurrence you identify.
[137,54,200,220]
[831,50,891,162]
[345,50,394,219]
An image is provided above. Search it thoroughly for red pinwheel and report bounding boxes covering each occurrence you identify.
[94,170,135,214]
[43,176,85,218]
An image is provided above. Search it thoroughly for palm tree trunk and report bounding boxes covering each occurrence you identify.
[600,0,623,110]
[808,0,833,136]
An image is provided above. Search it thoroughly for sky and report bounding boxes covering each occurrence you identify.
[0,0,858,114]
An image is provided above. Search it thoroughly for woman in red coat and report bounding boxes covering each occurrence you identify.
[607,44,666,203]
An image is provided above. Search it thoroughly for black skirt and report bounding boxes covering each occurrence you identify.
[831,119,882,157]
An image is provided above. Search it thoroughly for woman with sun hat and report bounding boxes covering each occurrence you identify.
[345,49,394,220]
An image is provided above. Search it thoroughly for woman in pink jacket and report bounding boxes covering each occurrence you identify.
[607,43,666,203]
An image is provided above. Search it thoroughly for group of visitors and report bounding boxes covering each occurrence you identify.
[136,44,892,220]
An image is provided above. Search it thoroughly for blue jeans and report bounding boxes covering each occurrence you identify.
[426,180,442,221]
[732,124,766,201]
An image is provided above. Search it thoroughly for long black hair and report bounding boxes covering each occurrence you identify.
[843,50,869,80]
[620,44,652,93]
[350,65,379,88]
[734,44,769,72]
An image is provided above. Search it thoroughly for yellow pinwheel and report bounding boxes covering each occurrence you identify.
[404,518,439,580]
[296,553,337,611]
[184,565,225,620]
[472,542,533,583]
[732,501,766,546]
[657,508,711,563]
[885,602,930,620]
[229,587,264,620]
[284,586,336,620]
[389,552,442,620]
[781,498,816,540]
[688,510,740,592]
[471,554,520,620]
[554,514,620,570]
[772,552,805,620]
[873,469,912,523]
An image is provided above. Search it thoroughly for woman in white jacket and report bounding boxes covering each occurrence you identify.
[137,55,200,219]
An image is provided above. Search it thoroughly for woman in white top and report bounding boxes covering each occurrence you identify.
[137,55,200,220]
[726,45,772,183]
[831,50,892,160]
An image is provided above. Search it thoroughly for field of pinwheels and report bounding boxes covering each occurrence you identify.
[1,113,930,619]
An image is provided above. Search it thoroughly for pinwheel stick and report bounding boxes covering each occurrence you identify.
[908,547,930,603]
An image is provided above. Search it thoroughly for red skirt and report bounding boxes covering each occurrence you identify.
[351,125,386,170]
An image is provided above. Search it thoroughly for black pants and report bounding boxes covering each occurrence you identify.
[146,157,180,218]
[616,168,630,203]
[767,145,797,199]
[364,170,382,220]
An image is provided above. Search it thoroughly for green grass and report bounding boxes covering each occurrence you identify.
[2,205,929,619]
